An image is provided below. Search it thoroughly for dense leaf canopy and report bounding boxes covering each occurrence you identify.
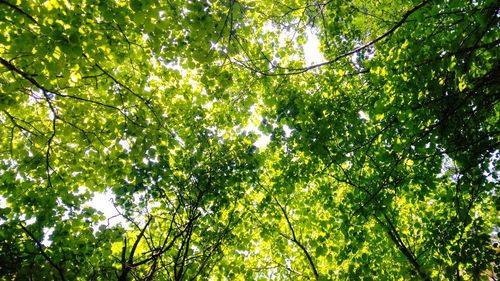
[0,0,499,280]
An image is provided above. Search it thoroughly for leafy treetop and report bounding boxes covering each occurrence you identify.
[0,0,498,280]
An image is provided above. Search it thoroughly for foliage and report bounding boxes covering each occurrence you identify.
[0,0,498,280]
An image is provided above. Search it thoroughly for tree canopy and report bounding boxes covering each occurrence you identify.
[0,0,499,280]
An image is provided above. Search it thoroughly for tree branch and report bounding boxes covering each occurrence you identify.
[118,216,153,281]
[0,0,39,25]
[274,197,319,280]
[375,213,430,281]
[239,0,431,76]
[19,223,66,281]
[0,56,144,127]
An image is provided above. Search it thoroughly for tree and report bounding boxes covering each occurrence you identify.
[0,0,498,280]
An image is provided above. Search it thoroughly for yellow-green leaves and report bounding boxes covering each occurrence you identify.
[0,0,499,280]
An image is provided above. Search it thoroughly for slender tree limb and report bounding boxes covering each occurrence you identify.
[0,56,144,127]
[274,197,319,280]
[323,143,431,279]
[374,213,430,281]
[118,237,128,281]
[237,0,431,76]
[0,0,39,25]
[128,217,153,265]
[2,110,38,136]
[118,216,153,281]
[19,223,66,281]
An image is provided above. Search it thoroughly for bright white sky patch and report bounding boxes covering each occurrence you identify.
[118,139,132,152]
[261,21,324,68]
[303,27,324,66]
[254,134,271,148]
[42,227,55,246]
[88,189,126,228]
[0,196,7,226]
[0,195,6,209]
[283,124,292,138]
[359,110,370,121]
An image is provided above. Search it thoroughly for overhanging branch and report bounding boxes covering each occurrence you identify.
[237,0,431,76]
[274,197,319,280]
[19,223,66,281]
